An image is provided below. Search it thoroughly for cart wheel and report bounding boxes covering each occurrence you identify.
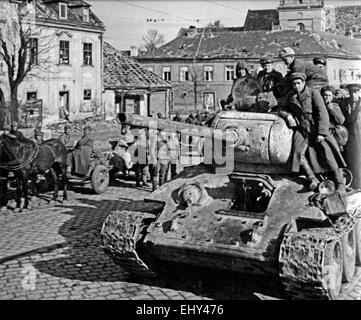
[91,165,109,194]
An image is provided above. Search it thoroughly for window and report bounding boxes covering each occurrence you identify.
[83,8,89,23]
[0,62,4,74]
[83,89,92,100]
[204,66,213,81]
[29,37,38,65]
[59,3,67,20]
[59,40,69,64]
[27,91,37,101]
[162,66,171,81]
[180,66,189,82]
[203,92,215,110]
[83,43,93,66]
[225,65,235,81]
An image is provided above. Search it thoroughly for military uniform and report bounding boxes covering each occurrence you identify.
[257,69,283,98]
[279,73,346,191]
[342,84,361,188]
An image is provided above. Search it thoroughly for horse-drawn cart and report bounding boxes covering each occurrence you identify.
[66,149,111,194]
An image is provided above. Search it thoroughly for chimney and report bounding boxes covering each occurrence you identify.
[130,46,138,57]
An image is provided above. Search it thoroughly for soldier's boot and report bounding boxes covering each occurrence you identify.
[333,169,346,193]
[301,162,319,191]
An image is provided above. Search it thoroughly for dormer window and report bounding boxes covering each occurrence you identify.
[59,3,67,20]
[83,8,89,23]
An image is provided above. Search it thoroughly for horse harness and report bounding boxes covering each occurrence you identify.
[0,139,40,171]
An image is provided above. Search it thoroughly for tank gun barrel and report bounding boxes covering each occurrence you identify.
[117,113,239,143]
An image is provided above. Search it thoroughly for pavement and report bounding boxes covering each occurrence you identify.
[0,153,361,300]
[0,173,284,301]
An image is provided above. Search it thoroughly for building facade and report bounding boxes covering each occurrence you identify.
[278,0,327,32]
[137,1,361,112]
[0,0,105,126]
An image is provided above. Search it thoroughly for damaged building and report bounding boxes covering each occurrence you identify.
[102,42,171,119]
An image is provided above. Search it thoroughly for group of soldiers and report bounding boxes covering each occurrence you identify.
[110,125,180,191]
[221,46,361,192]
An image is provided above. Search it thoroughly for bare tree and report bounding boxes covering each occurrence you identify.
[141,29,165,53]
[207,20,224,28]
[179,63,204,110]
[0,1,54,110]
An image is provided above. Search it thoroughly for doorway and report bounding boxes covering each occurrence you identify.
[59,91,69,120]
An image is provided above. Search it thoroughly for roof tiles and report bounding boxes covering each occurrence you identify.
[103,42,171,91]
[139,29,361,60]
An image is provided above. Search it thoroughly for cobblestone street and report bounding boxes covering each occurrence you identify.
[1,174,361,300]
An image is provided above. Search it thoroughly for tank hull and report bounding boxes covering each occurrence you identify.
[141,164,327,273]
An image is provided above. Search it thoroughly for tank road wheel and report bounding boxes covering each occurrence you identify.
[323,239,343,299]
[91,165,109,194]
[356,221,361,266]
[341,228,356,282]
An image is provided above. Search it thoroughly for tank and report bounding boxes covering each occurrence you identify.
[101,111,361,300]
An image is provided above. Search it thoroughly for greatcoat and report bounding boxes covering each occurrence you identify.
[280,86,346,173]
[343,98,361,188]
[70,135,94,175]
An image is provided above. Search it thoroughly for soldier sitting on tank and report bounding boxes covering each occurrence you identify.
[279,72,347,192]
[220,61,250,109]
[257,57,283,99]
[320,85,348,152]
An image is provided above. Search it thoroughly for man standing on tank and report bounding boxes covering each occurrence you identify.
[279,72,346,192]
[279,47,328,95]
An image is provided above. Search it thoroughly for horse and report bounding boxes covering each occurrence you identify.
[0,134,68,211]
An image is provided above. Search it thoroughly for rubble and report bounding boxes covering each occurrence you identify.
[45,115,121,134]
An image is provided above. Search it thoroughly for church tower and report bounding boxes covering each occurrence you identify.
[278,0,326,32]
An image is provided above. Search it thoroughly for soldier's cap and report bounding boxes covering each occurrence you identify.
[290,72,306,81]
[279,47,295,57]
[64,123,71,130]
[321,85,335,95]
[260,57,273,65]
[11,121,18,127]
[313,57,327,66]
[83,125,91,131]
[346,83,361,92]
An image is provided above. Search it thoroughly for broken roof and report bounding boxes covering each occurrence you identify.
[103,42,171,91]
[138,29,361,61]
[35,0,104,31]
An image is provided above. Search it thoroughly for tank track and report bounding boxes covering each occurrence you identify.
[101,210,157,272]
[279,211,360,300]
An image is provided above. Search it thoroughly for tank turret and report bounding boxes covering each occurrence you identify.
[118,111,294,173]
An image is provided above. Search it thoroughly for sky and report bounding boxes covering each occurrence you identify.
[87,0,361,50]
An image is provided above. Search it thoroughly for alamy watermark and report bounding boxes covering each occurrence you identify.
[129,120,237,174]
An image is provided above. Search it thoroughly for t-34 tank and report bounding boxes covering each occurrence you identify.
[101,111,361,300]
